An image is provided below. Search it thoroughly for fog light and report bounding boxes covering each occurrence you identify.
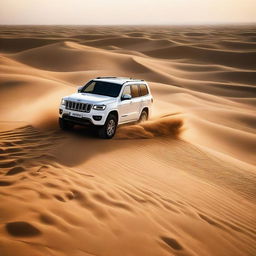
[93,115,102,121]
[59,109,63,114]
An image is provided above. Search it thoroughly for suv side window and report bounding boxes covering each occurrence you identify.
[131,84,140,98]
[140,84,149,96]
[122,85,131,96]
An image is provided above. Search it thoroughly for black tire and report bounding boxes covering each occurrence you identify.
[59,118,73,130]
[98,114,117,139]
[138,110,148,123]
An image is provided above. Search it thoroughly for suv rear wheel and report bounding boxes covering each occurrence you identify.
[98,114,117,139]
[138,110,148,123]
[59,118,73,130]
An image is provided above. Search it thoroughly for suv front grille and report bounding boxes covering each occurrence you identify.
[65,100,92,113]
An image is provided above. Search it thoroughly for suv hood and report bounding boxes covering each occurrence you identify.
[64,93,117,104]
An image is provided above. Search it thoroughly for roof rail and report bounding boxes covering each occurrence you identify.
[96,76,117,79]
[126,79,144,81]
[96,76,144,82]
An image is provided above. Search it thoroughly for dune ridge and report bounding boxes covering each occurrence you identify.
[0,25,256,256]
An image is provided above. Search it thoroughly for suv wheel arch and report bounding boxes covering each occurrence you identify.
[107,110,119,125]
[141,107,149,116]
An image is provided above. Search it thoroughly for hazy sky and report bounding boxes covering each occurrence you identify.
[1,0,256,25]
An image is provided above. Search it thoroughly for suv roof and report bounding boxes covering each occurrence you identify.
[93,77,145,85]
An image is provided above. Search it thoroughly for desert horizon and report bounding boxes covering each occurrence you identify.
[0,24,256,256]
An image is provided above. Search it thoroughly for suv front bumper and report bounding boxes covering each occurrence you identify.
[59,106,107,126]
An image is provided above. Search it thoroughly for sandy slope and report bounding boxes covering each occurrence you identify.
[0,25,256,256]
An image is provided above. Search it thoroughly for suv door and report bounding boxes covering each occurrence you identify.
[119,84,141,123]
[130,84,142,120]
[119,85,134,123]
[139,83,150,112]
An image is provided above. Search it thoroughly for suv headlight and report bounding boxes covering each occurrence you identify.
[61,99,66,105]
[93,104,106,110]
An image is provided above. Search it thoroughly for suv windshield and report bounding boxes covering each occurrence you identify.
[81,80,122,97]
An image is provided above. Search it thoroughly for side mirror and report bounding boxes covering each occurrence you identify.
[121,94,132,101]
[78,86,83,93]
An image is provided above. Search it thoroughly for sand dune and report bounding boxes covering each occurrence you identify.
[143,45,256,68]
[0,25,256,256]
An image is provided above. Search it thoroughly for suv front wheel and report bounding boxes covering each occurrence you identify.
[98,114,117,139]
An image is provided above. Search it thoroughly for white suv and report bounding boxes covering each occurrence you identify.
[59,77,153,138]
